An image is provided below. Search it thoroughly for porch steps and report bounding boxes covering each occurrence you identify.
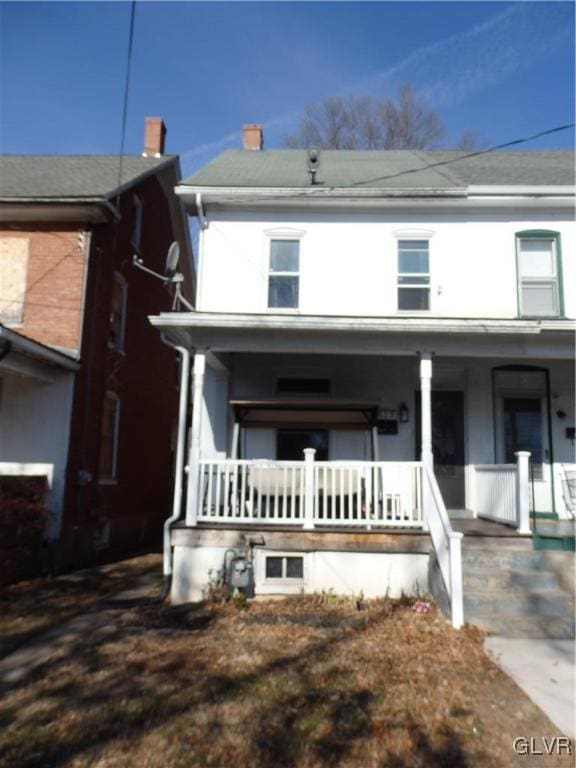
[461,547,575,639]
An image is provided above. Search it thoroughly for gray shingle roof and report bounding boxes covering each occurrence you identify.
[0,155,176,199]
[182,149,574,189]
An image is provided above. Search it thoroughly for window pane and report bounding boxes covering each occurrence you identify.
[519,239,554,277]
[270,240,299,272]
[522,282,557,316]
[398,276,429,285]
[268,276,299,308]
[265,557,283,578]
[398,240,428,250]
[504,398,542,464]
[286,557,304,579]
[398,241,429,274]
[398,288,429,310]
[277,430,329,461]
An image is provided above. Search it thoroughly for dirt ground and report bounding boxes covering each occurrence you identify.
[0,571,572,768]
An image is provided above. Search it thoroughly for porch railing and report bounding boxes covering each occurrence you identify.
[197,457,423,529]
[471,452,531,534]
[423,465,463,629]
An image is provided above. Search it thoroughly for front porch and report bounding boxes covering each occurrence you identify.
[150,312,574,628]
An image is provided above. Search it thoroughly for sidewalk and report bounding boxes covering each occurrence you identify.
[485,636,576,738]
[0,555,162,687]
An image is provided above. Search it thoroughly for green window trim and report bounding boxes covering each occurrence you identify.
[515,230,565,319]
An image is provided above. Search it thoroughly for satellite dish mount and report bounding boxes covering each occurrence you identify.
[132,241,194,311]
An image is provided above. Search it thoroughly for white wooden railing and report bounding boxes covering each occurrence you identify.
[473,465,517,524]
[471,452,531,534]
[423,465,463,629]
[197,457,423,529]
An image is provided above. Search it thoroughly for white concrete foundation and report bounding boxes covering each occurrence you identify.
[171,543,429,604]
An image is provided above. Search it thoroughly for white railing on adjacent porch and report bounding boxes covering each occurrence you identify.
[423,465,463,629]
[473,465,517,524]
[471,452,531,534]
[197,457,423,529]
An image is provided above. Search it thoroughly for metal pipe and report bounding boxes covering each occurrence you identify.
[159,334,191,590]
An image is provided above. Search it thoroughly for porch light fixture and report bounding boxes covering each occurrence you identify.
[398,403,409,423]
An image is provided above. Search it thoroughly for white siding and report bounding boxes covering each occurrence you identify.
[198,210,574,319]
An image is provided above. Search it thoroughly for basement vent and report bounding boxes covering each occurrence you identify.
[277,378,330,395]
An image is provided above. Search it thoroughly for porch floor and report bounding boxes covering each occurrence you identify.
[172,516,530,554]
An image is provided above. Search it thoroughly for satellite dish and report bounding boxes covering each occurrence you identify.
[165,241,180,279]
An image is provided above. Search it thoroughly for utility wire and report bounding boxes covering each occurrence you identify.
[349,122,576,188]
[116,0,137,194]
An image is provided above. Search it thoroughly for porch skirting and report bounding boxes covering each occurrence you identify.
[171,525,430,604]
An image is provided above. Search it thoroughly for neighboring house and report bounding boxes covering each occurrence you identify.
[0,117,194,566]
[152,125,575,629]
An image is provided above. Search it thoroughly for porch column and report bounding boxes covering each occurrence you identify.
[185,351,206,526]
[419,352,433,470]
[515,451,531,535]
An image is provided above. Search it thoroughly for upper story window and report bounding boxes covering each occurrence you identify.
[397,239,430,311]
[516,232,562,318]
[268,239,299,309]
[131,195,143,251]
[0,236,29,324]
[99,391,120,482]
[109,273,127,351]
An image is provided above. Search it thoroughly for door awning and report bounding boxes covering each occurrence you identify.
[230,399,378,429]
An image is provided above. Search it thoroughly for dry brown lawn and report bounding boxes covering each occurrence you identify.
[0,583,572,768]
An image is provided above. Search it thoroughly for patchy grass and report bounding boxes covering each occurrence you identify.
[0,553,161,658]
[0,589,571,768]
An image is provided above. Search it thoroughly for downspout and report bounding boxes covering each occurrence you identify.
[159,334,191,596]
[196,192,207,230]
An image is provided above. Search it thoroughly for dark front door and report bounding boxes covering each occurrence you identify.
[416,391,465,509]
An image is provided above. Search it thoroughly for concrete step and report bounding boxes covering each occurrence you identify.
[463,569,558,592]
[462,550,552,569]
[473,614,575,640]
[464,590,571,618]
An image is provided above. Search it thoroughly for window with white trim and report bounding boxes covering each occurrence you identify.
[109,273,127,351]
[397,239,430,311]
[99,392,120,482]
[517,235,561,317]
[265,555,304,580]
[268,239,299,309]
[131,195,143,251]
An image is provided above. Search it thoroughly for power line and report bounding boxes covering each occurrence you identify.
[349,123,576,188]
[117,0,137,194]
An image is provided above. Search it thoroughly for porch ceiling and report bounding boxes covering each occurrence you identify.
[150,312,575,360]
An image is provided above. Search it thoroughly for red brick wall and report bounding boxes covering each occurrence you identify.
[0,225,88,353]
[61,164,190,558]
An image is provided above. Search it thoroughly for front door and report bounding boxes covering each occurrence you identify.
[416,391,465,508]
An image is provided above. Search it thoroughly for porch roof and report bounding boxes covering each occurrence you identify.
[150,311,575,360]
[231,399,378,427]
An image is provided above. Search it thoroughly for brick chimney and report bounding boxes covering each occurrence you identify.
[143,116,166,157]
[243,123,263,150]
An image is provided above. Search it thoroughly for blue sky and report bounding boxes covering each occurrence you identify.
[0,1,574,177]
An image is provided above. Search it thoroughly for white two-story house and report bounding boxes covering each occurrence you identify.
[152,126,575,631]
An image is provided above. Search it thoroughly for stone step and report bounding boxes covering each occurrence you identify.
[462,550,552,569]
[464,590,570,618]
[463,569,558,592]
[472,614,575,640]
